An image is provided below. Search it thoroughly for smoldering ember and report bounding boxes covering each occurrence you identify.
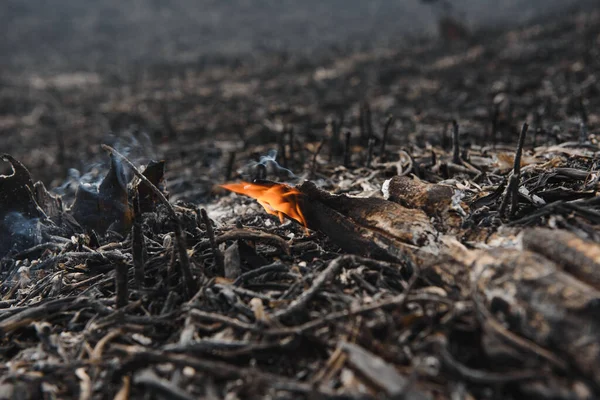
[1,3,600,400]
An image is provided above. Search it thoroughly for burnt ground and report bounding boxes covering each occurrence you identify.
[1,4,600,400]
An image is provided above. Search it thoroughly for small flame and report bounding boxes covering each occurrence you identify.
[221,181,307,228]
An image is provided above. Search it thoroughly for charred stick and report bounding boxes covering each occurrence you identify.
[56,129,66,168]
[266,274,419,336]
[132,192,146,289]
[278,130,288,169]
[580,121,588,145]
[192,228,289,255]
[224,151,236,181]
[311,138,326,179]
[491,104,499,147]
[161,101,178,140]
[271,255,357,320]
[160,291,181,315]
[343,131,352,168]
[272,255,412,321]
[579,96,589,144]
[359,105,366,143]
[233,262,289,287]
[288,126,295,166]
[451,119,461,164]
[201,208,224,276]
[532,110,541,148]
[380,115,394,158]
[134,369,195,400]
[366,138,375,168]
[365,102,373,145]
[499,122,529,217]
[115,261,129,308]
[101,144,198,299]
[328,119,337,162]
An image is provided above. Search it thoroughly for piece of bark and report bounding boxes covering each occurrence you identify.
[385,176,454,215]
[33,181,63,219]
[384,176,464,231]
[137,160,167,213]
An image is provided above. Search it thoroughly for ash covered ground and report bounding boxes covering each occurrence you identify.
[1,1,600,399]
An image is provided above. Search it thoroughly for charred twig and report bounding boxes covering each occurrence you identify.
[452,119,461,164]
[311,139,326,179]
[233,262,291,287]
[499,123,529,217]
[491,103,499,147]
[193,228,290,255]
[365,102,373,144]
[343,131,351,168]
[278,129,288,169]
[272,255,358,320]
[366,138,375,168]
[288,126,295,166]
[201,208,224,276]
[115,261,129,308]
[224,151,236,181]
[133,369,195,400]
[132,193,146,289]
[579,96,589,144]
[380,115,394,159]
[265,275,419,336]
[113,344,337,396]
[101,144,198,299]
[0,296,83,335]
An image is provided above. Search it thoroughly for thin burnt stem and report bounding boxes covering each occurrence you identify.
[499,122,529,218]
[115,261,128,309]
[56,129,66,168]
[366,138,375,168]
[365,102,373,145]
[344,131,352,168]
[201,208,224,277]
[491,104,499,147]
[328,119,337,162]
[101,144,198,299]
[359,106,365,143]
[225,151,236,181]
[311,139,326,179]
[532,111,541,148]
[380,115,394,158]
[452,119,461,164]
[278,130,288,169]
[132,192,146,289]
[288,126,295,166]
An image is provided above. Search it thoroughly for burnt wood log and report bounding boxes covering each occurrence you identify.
[442,242,600,386]
[298,181,438,266]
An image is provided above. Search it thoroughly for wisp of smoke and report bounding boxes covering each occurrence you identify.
[53,131,157,201]
[243,149,296,181]
[1,211,42,256]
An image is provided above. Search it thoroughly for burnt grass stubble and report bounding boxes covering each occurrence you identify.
[1,8,600,400]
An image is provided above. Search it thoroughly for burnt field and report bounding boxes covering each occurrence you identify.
[1,4,600,399]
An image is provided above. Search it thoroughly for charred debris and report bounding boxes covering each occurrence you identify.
[1,7,600,400]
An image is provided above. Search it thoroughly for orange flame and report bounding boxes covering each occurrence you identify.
[221,181,307,228]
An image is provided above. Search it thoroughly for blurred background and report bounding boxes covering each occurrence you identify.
[1,0,595,73]
[1,0,598,201]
